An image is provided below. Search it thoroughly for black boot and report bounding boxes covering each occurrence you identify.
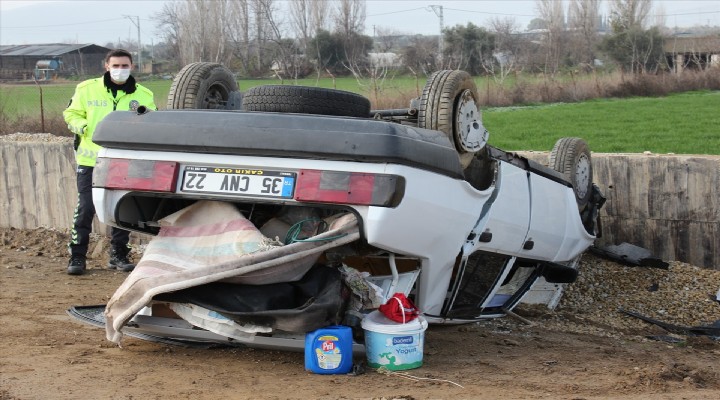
[67,256,87,275]
[108,248,135,272]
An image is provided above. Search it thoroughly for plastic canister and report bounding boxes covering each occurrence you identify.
[304,325,354,374]
[361,310,428,371]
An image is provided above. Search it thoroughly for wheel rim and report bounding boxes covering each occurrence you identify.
[455,89,484,152]
[575,153,591,199]
[203,84,229,109]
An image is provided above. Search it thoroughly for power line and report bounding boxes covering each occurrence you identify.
[367,6,536,19]
[655,10,720,17]
[444,7,534,18]
[367,7,429,17]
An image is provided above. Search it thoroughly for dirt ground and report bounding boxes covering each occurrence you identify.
[1,227,719,400]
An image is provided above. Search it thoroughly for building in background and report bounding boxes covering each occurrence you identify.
[664,36,720,73]
[0,43,110,81]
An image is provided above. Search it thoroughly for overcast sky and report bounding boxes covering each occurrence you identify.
[1,0,719,46]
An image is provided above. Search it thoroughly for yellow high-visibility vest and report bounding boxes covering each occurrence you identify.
[64,77,156,167]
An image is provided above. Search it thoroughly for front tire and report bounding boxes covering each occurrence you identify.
[549,137,593,208]
[167,62,238,109]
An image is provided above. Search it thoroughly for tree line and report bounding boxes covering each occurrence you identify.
[113,0,693,79]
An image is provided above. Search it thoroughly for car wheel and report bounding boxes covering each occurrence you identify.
[241,86,371,117]
[418,70,486,169]
[167,62,238,109]
[549,137,593,208]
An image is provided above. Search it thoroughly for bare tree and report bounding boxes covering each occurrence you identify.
[289,0,330,51]
[227,0,251,73]
[256,0,308,80]
[211,0,229,63]
[333,0,366,37]
[400,35,438,75]
[374,27,403,53]
[251,0,268,71]
[154,0,281,75]
[159,0,234,66]
[609,0,652,30]
[289,0,312,52]
[486,17,522,83]
[568,0,600,68]
[326,0,369,78]
[206,0,277,75]
[651,2,667,29]
[310,0,331,33]
[604,0,662,74]
[174,1,207,64]
[535,0,566,74]
[154,2,184,67]
[293,0,332,80]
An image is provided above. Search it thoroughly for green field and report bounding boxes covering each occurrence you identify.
[1,80,718,155]
[0,75,423,115]
[484,90,720,154]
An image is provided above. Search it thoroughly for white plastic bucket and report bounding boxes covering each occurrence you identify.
[361,310,428,371]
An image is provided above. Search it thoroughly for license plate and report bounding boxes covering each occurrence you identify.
[180,166,295,198]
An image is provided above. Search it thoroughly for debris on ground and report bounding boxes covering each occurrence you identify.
[620,309,720,338]
[590,242,669,269]
[518,253,720,340]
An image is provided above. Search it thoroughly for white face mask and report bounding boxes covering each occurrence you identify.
[109,68,131,83]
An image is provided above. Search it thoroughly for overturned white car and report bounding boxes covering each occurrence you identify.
[70,63,604,351]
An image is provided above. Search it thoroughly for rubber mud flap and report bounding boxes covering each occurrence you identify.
[540,262,579,284]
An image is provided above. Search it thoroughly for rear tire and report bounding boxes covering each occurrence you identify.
[549,137,593,208]
[241,86,371,117]
[167,62,238,109]
[418,70,483,169]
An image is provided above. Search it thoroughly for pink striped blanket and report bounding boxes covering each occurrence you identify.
[104,200,359,344]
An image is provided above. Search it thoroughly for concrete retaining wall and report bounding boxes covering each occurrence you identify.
[1,141,718,269]
[0,141,107,237]
[1,141,77,229]
[522,151,719,269]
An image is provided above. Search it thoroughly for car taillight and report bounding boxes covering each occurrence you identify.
[93,157,179,193]
[294,169,404,207]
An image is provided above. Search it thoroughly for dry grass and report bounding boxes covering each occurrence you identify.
[1,68,719,136]
[476,68,720,107]
[0,113,71,137]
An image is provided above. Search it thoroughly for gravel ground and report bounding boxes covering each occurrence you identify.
[520,253,720,341]
[0,132,72,143]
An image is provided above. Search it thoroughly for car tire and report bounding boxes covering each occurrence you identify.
[241,86,371,117]
[549,137,593,208]
[167,62,238,109]
[418,70,482,169]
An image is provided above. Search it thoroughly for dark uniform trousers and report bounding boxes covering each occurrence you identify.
[69,166,130,258]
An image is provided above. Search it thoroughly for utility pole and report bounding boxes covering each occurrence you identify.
[429,5,444,68]
[122,15,142,73]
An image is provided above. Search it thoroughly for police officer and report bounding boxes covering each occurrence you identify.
[63,49,156,275]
